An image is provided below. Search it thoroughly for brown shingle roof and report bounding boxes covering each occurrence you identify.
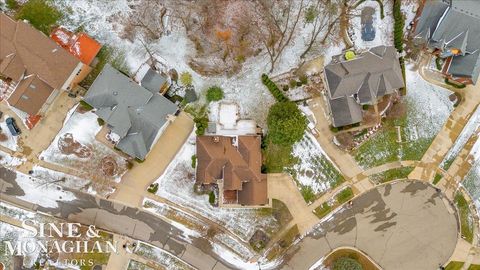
[196,135,268,206]
[7,75,54,116]
[0,13,80,89]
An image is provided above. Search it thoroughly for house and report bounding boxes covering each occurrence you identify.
[413,0,480,85]
[0,13,90,128]
[196,135,268,207]
[83,64,178,160]
[50,27,102,66]
[323,45,404,128]
[140,67,170,94]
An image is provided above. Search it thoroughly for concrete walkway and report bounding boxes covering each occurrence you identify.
[307,97,364,179]
[267,173,318,234]
[112,112,194,207]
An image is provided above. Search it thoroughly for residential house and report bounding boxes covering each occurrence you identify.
[83,64,178,160]
[0,13,90,128]
[50,27,102,66]
[323,45,405,128]
[196,135,268,207]
[140,67,170,94]
[413,0,480,85]
[196,101,267,207]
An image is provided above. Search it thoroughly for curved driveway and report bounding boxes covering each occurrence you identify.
[280,181,459,270]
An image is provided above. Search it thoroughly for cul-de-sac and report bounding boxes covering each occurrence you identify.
[1,0,479,269]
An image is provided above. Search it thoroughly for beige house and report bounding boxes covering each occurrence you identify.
[0,13,91,128]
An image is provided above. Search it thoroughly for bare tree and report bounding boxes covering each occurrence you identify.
[300,0,343,58]
[255,0,305,73]
[121,0,168,42]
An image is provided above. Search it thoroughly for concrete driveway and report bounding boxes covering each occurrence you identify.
[280,180,458,270]
[112,112,194,207]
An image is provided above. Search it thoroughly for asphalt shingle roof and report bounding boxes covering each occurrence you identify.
[324,45,404,127]
[84,64,177,160]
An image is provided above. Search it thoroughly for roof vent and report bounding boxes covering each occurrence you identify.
[52,48,58,53]
[113,91,118,96]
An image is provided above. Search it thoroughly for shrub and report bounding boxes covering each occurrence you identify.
[289,79,297,88]
[304,5,318,24]
[299,75,308,85]
[191,155,197,168]
[267,102,307,146]
[206,86,224,102]
[80,100,94,111]
[16,0,62,35]
[208,191,216,205]
[282,85,289,91]
[97,118,105,126]
[333,257,363,270]
[147,183,159,194]
[126,160,134,170]
[180,72,193,86]
[6,0,19,10]
[194,116,209,136]
[444,78,466,89]
[261,74,289,102]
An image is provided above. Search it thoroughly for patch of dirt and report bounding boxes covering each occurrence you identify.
[385,100,407,120]
[58,133,92,158]
[100,156,118,177]
[0,132,7,142]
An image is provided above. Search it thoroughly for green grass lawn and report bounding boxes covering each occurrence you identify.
[263,142,297,173]
[455,193,474,243]
[369,166,414,183]
[445,261,465,270]
[313,202,332,219]
[336,187,354,204]
[433,173,443,185]
[468,265,480,270]
[354,113,435,169]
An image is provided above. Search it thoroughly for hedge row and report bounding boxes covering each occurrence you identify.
[393,0,404,53]
[261,74,289,102]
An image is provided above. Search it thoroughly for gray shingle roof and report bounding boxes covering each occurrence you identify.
[324,46,404,127]
[414,0,480,83]
[141,68,168,94]
[84,64,177,159]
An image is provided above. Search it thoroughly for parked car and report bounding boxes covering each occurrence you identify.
[6,117,21,136]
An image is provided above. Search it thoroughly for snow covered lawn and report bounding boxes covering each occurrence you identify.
[354,64,454,168]
[11,170,77,208]
[289,133,345,203]
[40,105,127,195]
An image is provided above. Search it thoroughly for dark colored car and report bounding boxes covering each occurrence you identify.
[362,22,376,41]
[6,117,21,136]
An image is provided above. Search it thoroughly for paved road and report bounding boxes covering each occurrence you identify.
[280,180,459,270]
[0,166,234,270]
